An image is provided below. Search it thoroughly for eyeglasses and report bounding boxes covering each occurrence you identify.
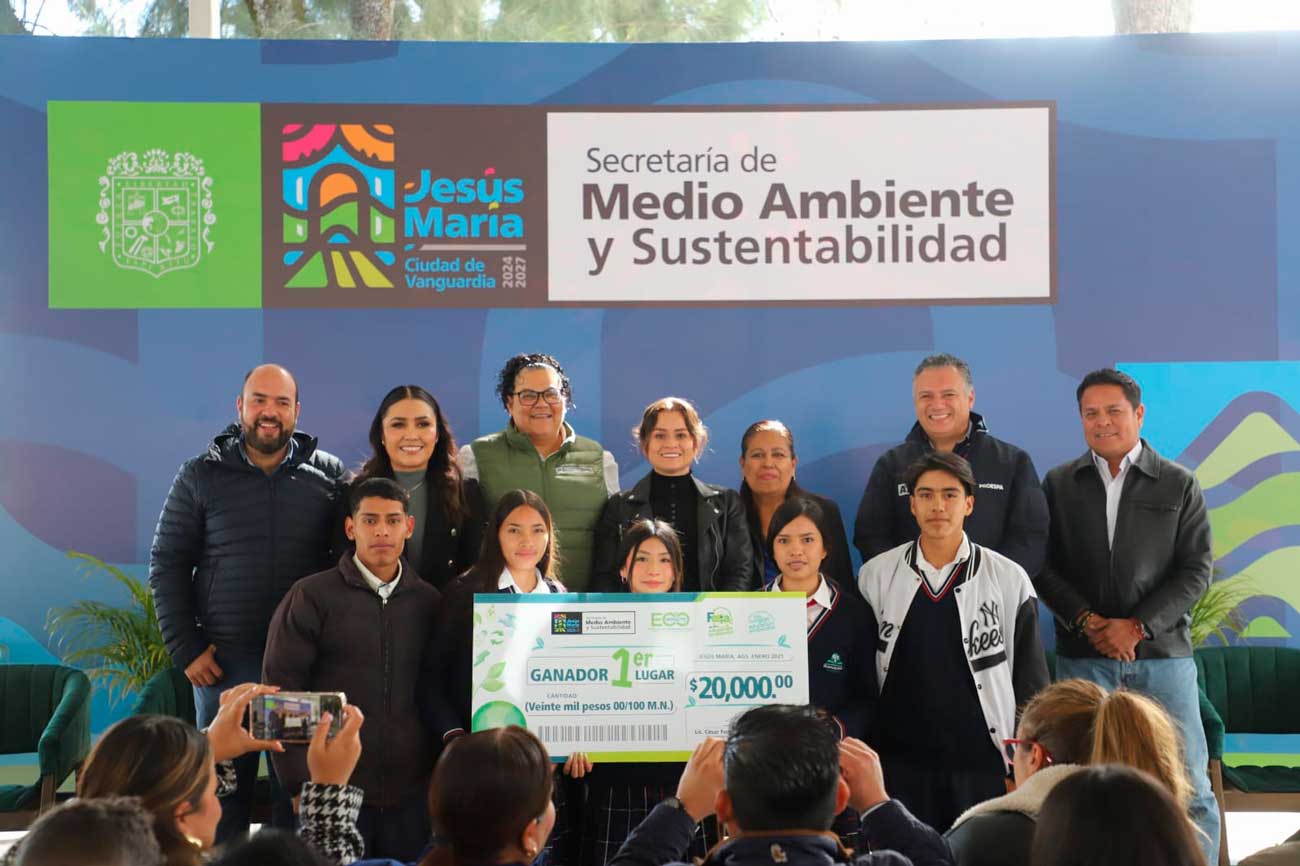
[510,388,564,407]
[1003,738,1054,765]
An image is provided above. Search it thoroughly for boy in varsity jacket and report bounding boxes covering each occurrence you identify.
[858,451,1049,833]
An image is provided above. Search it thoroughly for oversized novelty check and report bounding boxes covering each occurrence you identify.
[469,592,809,761]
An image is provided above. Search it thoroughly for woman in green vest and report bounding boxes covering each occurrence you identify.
[459,353,618,592]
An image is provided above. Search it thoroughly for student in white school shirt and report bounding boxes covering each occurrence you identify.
[425,488,566,743]
[423,487,588,866]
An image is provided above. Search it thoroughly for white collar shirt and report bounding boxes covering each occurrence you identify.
[498,567,551,594]
[1092,441,1143,547]
[353,554,402,601]
[914,533,972,597]
[772,575,833,628]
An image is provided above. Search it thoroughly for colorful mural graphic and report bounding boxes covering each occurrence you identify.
[280,122,397,289]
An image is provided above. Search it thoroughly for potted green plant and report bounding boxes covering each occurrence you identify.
[1189,573,1255,648]
[46,552,171,706]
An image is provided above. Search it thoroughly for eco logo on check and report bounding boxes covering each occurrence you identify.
[97,149,215,278]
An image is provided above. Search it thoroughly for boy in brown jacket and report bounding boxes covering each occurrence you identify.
[264,476,440,862]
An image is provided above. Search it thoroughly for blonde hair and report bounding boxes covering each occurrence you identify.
[635,397,709,456]
[1017,678,1107,764]
[1091,690,1194,809]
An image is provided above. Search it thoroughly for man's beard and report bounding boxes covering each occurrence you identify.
[244,418,293,455]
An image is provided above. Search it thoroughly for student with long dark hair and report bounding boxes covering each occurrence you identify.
[765,497,876,742]
[581,521,718,866]
[418,727,557,866]
[739,420,853,587]
[426,488,565,743]
[593,397,753,592]
[424,489,584,864]
[1031,765,1206,866]
[350,384,484,590]
[763,496,875,849]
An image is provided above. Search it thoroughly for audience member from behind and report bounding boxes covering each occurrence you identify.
[1088,688,1194,811]
[608,704,952,866]
[944,680,1106,866]
[73,683,367,866]
[1030,765,1206,866]
[5,797,162,866]
[419,727,556,866]
[208,829,333,866]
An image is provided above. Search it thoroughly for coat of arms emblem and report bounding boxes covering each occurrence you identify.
[96,149,215,278]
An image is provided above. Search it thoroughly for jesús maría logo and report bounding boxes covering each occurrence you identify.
[279,122,398,289]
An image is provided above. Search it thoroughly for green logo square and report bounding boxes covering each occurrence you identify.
[48,101,262,308]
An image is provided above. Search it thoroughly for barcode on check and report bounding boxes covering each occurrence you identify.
[538,724,669,743]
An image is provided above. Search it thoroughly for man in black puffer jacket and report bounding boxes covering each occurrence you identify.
[149,364,345,842]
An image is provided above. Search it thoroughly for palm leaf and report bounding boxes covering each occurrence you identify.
[46,551,171,706]
[1189,573,1256,648]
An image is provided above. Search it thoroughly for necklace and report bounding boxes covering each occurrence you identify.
[396,473,426,493]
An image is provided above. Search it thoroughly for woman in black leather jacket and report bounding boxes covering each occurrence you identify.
[591,397,754,592]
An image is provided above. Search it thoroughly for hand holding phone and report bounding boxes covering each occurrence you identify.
[309,704,366,786]
[209,683,285,762]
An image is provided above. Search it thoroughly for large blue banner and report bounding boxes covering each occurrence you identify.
[0,35,1295,743]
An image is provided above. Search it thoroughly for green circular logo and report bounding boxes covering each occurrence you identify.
[472,700,528,731]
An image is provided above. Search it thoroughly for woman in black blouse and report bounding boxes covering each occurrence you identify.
[591,396,753,592]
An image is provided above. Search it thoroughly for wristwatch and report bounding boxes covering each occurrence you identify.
[662,796,693,820]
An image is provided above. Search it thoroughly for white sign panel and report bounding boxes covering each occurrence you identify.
[547,105,1053,303]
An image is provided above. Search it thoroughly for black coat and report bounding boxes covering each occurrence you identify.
[149,425,345,669]
[746,488,855,587]
[591,473,755,592]
[263,554,440,807]
[1038,440,1212,659]
[339,472,486,591]
[801,578,878,740]
[608,798,952,866]
[853,413,1048,577]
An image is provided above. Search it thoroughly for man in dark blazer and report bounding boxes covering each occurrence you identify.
[1037,368,1218,865]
